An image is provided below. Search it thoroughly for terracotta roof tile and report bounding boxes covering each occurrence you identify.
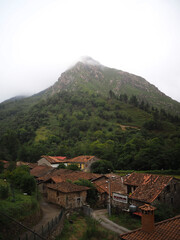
[120,215,180,240]
[139,204,156,211]
[0,160,9,169]
[47,181,89,193]
[129,174,172,203]
[38,170,100,183]
[67,155,97,163]
[16,161,37,169]
[124,172,153,186]
[93,176,127,196]
[30,165,53,177]
[38,169,73,181]
[41,155,67,164]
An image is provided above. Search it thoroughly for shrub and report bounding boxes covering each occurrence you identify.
[0,179,9,199]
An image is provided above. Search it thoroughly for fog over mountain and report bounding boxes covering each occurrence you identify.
[0,0,180,103]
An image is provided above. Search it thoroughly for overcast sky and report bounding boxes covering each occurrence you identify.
[0,0,180,103]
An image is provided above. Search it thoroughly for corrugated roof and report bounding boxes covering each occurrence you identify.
[120,215,180,240]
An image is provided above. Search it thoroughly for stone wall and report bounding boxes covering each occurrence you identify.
[38,158,51,167]
[47,188,87,209]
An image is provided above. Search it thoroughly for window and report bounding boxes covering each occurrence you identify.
[77,197,81,206]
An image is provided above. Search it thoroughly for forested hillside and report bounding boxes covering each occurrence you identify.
[0,89,180,170]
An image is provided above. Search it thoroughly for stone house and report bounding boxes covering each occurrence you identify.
[66,155,99,172]
[38,169,99,196]
[123,172,180,209]
[46,181,89,209]
[30,165,54,180]
[38,155,67,168]
[120,204,180,240]
[92,174,127,208]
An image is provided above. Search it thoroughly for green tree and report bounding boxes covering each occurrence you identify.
[57,163,66,169]
[154,202,174,222]
[74,179,98,205]
[91,160,114,174]
[67,164,80,171]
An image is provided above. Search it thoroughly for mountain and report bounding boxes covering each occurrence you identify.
[0,57,180,171]
[2,95,28,104]
[41,57,180,115]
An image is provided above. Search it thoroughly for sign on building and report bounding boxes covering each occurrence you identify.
[113,193,128,203]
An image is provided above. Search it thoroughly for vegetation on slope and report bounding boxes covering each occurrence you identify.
[0,166,40,240]
[0,89,180,171]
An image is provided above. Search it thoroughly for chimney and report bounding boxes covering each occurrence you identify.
[139,204,156,233]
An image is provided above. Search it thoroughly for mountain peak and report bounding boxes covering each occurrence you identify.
[79,56,101,66]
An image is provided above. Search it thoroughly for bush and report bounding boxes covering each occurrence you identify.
[67,164,80,171]
[91,160,114,174]
[154,202,174,222]
[74,179,98,205]
[0,180,9,199]
[5,166,36,195]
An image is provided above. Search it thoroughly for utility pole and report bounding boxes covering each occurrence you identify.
[108,180,111,216]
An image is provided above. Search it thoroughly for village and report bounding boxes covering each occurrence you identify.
[13,154,180,239]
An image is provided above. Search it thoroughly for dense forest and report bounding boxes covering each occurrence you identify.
[0,90,180,170]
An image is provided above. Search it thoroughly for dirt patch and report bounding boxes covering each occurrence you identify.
[119,124,140,131]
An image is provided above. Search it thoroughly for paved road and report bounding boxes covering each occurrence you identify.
[20,199,61,239]
[92,209,130,235]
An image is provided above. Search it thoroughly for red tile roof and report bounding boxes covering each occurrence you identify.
[0,160,9,169]
[47,181,89,193]
[120,215,180,240]
[38,170,100,183]
[51,171,100,183]
[30,165,53,177]
[16,161,37,169]
[128,174,172,203]
[38,169,73,182]
[124,172,155,186]
[93,176,127,196]
[139,204,156,212]
[41,155,67,164]
[67,155,97,163]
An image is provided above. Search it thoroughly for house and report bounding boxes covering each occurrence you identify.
[0,160,9,169]
[123,172,180,209]
[66,155,99,172]
[92,174,127,208]
[46,181,89,209]
[16,161,37,169]
[120,204,180,240]
[30,165,54,179]
[38,155,67,168]
[38,169,99,196]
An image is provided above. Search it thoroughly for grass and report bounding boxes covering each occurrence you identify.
[109,211,141,230]
[0,191,39,220]
[35,126,52,142]
[0,191,41,240]
[56,213,119,240]
[115,170,180,178]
